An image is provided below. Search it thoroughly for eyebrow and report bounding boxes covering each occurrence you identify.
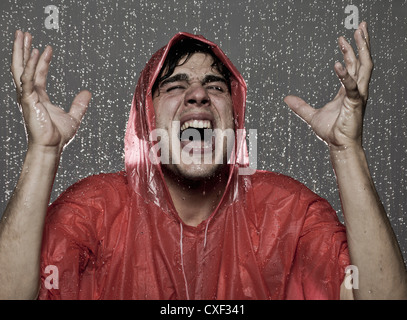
[158,73,227,88]
[159,73,189,88]
[202,74,227,86]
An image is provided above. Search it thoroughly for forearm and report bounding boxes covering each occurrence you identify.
[331,145,407,299]
[0,146,60,299]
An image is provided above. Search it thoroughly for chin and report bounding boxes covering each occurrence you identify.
[163,162,227,182]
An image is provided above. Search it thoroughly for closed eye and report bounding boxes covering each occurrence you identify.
[166,85,186,92]
[206,84,225,92]
[202,75,228,93]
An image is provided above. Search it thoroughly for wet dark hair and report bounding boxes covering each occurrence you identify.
[152,38,232,94]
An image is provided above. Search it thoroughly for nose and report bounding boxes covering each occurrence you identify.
[184,84,210,107]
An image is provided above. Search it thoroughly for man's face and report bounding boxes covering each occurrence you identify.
[152,52,234,181]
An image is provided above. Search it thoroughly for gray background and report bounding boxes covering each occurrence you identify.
[1,0,406,262]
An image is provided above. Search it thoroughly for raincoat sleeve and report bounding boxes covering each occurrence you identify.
[287,195,350,300]
[37,173,126,300]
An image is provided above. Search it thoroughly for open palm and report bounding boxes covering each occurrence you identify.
[284,22,373,151]
[11,31,91,153]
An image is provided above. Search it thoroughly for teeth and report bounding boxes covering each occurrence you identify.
[180,119,212,131]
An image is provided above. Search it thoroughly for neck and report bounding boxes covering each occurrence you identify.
[162,166,229,227]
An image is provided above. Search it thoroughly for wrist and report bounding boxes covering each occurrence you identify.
[329,144,371,181]
[27,143,63,158]
[25,144,62,172]
[329,143,365,162]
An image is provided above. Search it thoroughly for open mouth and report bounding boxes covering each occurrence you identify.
[179,119,215,154]
[180,119,212,139]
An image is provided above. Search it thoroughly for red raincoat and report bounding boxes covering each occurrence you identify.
[38,33,349,300]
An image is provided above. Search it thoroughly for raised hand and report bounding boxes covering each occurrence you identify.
[284,21,373,152]
[10,30,91,154]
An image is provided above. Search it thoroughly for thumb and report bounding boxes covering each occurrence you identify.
[69,90,92,123]
[283,95,316,125]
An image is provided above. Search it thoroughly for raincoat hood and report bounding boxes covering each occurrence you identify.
[124,32,249,218]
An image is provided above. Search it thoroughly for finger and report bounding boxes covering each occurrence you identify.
[338,36,358,79]
[283,95,316,125]
[359,21,370,49]
[69,90,92,123]
[33,46,53,100]
[23,32,32,67]
[11,30,24,89]
[355,23,373,98]
[20,49,40,101]
[334,62,360,101]
[333,85,346,101]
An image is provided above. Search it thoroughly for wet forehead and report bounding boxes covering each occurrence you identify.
[171,52,221,80]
